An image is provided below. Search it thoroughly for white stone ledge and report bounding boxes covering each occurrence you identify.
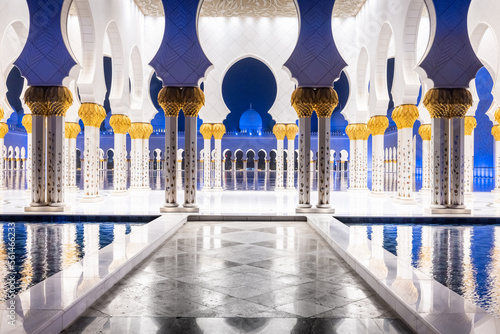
[0,214,187,334]
[307,215,500,334]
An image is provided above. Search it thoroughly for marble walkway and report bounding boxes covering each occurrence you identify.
[62,221,412,333]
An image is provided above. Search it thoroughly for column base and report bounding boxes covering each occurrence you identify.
[393,197,417,205]
[296,207,335,214]
[274,186,286,192]
[201,187,212,192]
[426,207,471,214]
[211,186,223,192]
[81,196,103,203]
[66,186,79,191]
[285,187,296,191]
[0,186,7,191]
[25,205,68,212]
[111,190,129,196]
[369,191,386,198]
[348,188,370,193]
[419,188,431,193]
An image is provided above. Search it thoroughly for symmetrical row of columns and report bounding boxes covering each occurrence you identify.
[272,123,298,190]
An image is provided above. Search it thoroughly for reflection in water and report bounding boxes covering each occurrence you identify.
[362,224,500,317]
[0,222,142,302]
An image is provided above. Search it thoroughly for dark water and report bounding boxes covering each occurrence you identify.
[0,221,144,301]
[357,224,500,317]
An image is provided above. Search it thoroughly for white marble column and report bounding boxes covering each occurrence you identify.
[212,123,225,191]
[22,114,32,190]
[392,105,419,203]
[419,124,431,192]
[316,116,332,208]
[346,124,369,191]
[109,115,131,194]
[200,123,213,190]
[163,115,179,208]
[142,124,153,189]
[64,123,80,189]
[0,129,7,191]
[368,116,388,194]
[449,117,465,208]
[273,124,285,191]
[30,116,44,204]
[464,117,476,194]
[183,116,198,209]
[297,117,312,208]
[286,124,298,189]
[431,117,448,208]
[46,116,65,206]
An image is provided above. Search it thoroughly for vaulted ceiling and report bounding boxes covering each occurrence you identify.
[133,0,367,17]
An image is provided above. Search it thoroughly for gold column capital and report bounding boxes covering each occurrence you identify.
[273,123,286,140]
[492,125,500,141]
[291,87,338,118]
[346,123,369,140]
[285,123,298,140]
[78,103,106,128]
[367,116,389,135]
[423,88,472,119]
[464,116,477,136]
[109,114,131,134]
[158,87,182,117]
[213,123,226,140]
[313,87,338,118]
[0,123,8,138]
[418,124,432,141]
[392,104,419,129]
[494,108,500,124]
[181,87,205,117]
[24,86,73,117]
[22,114,32,134]
[0,107,4,122]
[65,122,81,139]
[200,123,213,140]
[142,123,153,139]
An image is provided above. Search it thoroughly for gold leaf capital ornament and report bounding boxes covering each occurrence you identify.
[392,105,419,129]
[142,123,153,139]
[200,123,213,140]
[78,103,106,128]
[423,88,472,119]
[0,123,8,139]
[0,107,4,122]
[464,116,477,136]
[494,108,500,125]
[158,86,205,118]
[212,123,226,140]
[367,116,389,136]
[492,125,500,141]
[129,123,145,140]
[109,114,131,134]
[273,124,287,140]
[345,123,369,140]
[65,123,81,139]
[285,123,298,140]
[291,87,338,118]
[24,86,73,117]
[418,124,431,141]
[22,114,32,134]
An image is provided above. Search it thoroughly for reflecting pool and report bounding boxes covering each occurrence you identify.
[347,222,500,317]
[0,221,146,301]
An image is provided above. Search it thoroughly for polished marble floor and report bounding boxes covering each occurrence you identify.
[62,221,412,333]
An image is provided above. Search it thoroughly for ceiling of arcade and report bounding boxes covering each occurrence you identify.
[132,0,367,17]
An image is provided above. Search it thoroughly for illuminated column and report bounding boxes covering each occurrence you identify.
[22,117,32,189]
[273,124,286,190]
[368,116,389,194]
[392,105,419,203]
[24,86,73,209]
[419,124,431,191]
[424,88,472,211]
[64,123,81,189]
[212,124,225,190]
[142,124,153,189]
[78,103,106,201]
[346,124,369,190]
[200,123,213,190]
[128,123,144,189]
[315,88,338,209]
[346,125,356,188]
[158,87,181,210]
[182,87,204,211]
[286,124,298,189]
[109,115,131,193]
[0,121,7,190]
[464,117,476,194]
[492,125,500,192]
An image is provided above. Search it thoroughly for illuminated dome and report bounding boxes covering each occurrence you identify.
[239,104,262,135]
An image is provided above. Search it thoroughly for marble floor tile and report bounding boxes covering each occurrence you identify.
[276,300,332,317]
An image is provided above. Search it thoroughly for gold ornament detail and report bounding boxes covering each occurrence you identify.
[345,123,369,140]
[213,123,226,140]
[24,86,73,117]
[65,123,81,139]
[273,124,287,140]
[181,87,205,117]
[158,86,205,117]
[129,123,145,140]
[109,115,131,134]
[464,116,477,136]
[418,124,431,141]
[0,123,8,138]
[78,103,106,127]
[492,125,500,141]
[367,116,389,136]
[200,123,213,140]
[0,107,3,122]
[494,108,500,124]
[158,87,182,117]
[423,88,472,119]
[142,123,153,139]
[291,87,339,118]
[285,123,298,140]
[22,114,32,134]
[392,105,419,129]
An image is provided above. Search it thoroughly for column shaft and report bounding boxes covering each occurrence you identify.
[397,128,413,199]
[183,116,197,207]
[203,139,211,189]
[31,116,45,205]
[298,117,311,207]
[143,139,150,188]
[287,139,295,189]
[46,116,65,205]
[349,139,355,188]
[114,133,127,191]
[164,116,178,207]
[422,140,431,190]
[214,139,222,189]
[449,118,465,207]
[317,117,331,207]
[276,139,284,189]
[372,135,384,192]
[27,133,32,190]
[464,134,473,193]
[0,138,5,190]
[431,118,448,207]
[83,126,97,198]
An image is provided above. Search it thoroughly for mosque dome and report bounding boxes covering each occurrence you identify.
[239,104,262,135]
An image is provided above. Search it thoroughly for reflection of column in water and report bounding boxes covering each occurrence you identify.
[346,226,371,263]
[461,227,476,304]
[418,225,433,313]
[489,227,500,316]
[340,172,347,191]
[368,226,388,280]
[19,226,33,293]
[14,170,20,189]
[392,226,418,306]
[61,224,79,269]
[82,225,100,280]
[109,225,126,273]
[0,227,7,299]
